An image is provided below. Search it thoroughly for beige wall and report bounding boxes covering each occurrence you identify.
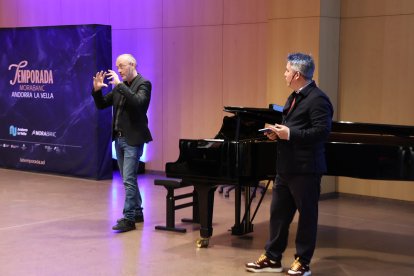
[335,0,414,201]
[1,0,413,201]
[160,0,269,168]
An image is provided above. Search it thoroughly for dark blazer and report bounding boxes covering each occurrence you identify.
[276,81,333,174]
[92,74,153,146]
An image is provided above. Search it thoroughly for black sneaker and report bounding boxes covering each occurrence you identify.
[112,218,136,232]
[245,254,283,273]
[135,214,144,223]
[116,214,144,224]
[286,258,311,276]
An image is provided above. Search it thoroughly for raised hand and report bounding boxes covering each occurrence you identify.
[105,69,121,86]
[93,71,108,92]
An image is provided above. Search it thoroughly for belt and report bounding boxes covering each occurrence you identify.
[115,131,124,137]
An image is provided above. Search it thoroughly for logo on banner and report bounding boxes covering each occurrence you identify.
[8,125,57,138]
[9,125,17,136]
[31,129,56,137]
[8,125,28,136]
[8,60,54,99]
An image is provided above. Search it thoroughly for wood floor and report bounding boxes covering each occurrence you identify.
[0,168,413,276]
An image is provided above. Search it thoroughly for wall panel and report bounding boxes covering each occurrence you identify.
[267,17,320,105]
[0,1,18,27]
[339,15,414,125]
[110,0,163,29]
[60,0,110,26]
[162,26,223,165]
[268,0,321,19]
[16,0,65,26]
[341,0,414,17]
[224,0,267,24]
[223,23,268,108]
[163,0,223,27]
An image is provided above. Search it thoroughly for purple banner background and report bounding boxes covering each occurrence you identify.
[0,24,112,180]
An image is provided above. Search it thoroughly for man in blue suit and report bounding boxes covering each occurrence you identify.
[246,53,333,275]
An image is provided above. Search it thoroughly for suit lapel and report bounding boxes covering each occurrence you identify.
[283,92,296,116]
[295,81,316,111]
[284,81,316,118]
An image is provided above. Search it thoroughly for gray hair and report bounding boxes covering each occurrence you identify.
[287,53,315,80]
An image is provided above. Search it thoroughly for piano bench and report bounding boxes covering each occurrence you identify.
[154,179,199,233]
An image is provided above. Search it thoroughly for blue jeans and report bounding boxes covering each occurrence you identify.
[115,137,144,221]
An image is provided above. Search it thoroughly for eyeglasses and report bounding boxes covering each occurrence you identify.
[116,63,129,70]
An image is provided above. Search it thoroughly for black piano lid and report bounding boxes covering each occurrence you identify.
[224,105,414,138]
[332,121,414,137]
[224,106,279,114]
[223,106,282,124]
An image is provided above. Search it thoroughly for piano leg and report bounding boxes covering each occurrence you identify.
[193,183,218,248]
[231,186,254,235]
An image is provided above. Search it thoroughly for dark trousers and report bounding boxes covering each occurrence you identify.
[265,173,321,265]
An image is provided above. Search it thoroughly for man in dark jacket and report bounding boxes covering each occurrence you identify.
[92,54,152,232]
[246,53,333,275]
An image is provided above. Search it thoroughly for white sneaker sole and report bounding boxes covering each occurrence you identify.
[287,270,311,276]
[245,266,283,273]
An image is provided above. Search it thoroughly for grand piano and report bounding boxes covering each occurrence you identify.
[165,106,414,247]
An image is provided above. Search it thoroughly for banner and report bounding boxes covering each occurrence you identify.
[0,24,112,180]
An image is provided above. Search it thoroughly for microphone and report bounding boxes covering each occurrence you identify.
[288,71,297,86]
